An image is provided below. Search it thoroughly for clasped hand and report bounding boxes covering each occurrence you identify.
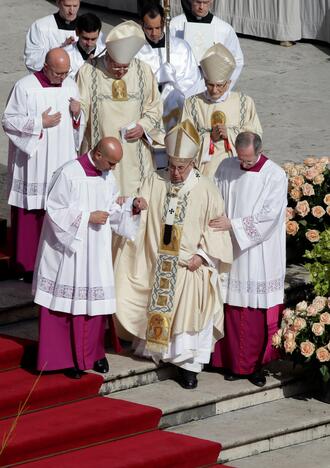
[211,124,228,142]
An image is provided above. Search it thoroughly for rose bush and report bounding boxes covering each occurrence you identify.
[272,297,330,382]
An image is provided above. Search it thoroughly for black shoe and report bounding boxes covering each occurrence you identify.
[93,357,109,374]
[63,367,83,379]
[177,368,198,389]
[224,372,246,381]
[248,371,266,387]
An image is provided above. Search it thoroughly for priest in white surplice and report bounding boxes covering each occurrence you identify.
[115,120,233,389]
[65,13,105,80]
[77,21,163,196]
[34,137,146,378]
[170,0,243,89]
[136,2,202,130]
[210,132,287,387]
[181,43,262,179]
[2,48,82,280]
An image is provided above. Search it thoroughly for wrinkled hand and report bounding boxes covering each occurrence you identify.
[209,216,231,231]
[62,36,76,47]
[211,124,228,142]
[69,98,81,118]
[89,211,109,225]
[125,124,144,141]
[116,196,128,206]
[42,107,61,128]
[187,254,203,272]
[133,197,148,211]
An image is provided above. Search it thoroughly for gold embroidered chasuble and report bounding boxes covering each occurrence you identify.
[181,92,262,179]
[77,57,163,196]
[114,170,233,348]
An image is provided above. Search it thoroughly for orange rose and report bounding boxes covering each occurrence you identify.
[327,206,330,216]
[300,341,315,358]
[316,347,330,362]
[286,221,299,236]
[303,157,317,167]
[305,167,319,181]
[283,162,294,173]
[305,229,320,243]
[311,206,326,218]
[312,322,325,336]
[312,296,327,312]
[296,164,306,175]
[295,200,310,217]
[290,188,302,201]
[293,317,307,332]
[313,174,325,185]
[301,183,315,197]
[272,331,282,347]
[324,194,330,205]
[315,162,327,173]
[286,207,295,221]
[296,301,308,312]
[320,312,330,325]
[307,304,318,316]
[289,175,305,188]
[284,338,296,354]
[319,157,329,164]
[283,308,295,321]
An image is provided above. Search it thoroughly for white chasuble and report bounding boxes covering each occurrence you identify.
[33,160,139,316]
[215,157,287,309]
[181,91,262,179]
[2,74,82,210]
[77,58,163,197]
[170,14,244,89]
[115,170,233,363]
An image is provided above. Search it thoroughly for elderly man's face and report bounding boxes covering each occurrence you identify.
[206,80,229,100]
[105,54,130,79]
[191,0,212,18]
[237,144,259,169]
[142,14,164,43]
[168,159,193,184]
[57,0,80,22]
[44,60,71,84]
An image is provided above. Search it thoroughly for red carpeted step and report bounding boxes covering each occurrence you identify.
[0,397,162,466]
[0,368,104,419]
[16,430,221,468]
[0,334,36,370]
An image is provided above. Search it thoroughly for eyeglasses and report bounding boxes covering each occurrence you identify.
[206,81,228,90]
[168,162,192,173]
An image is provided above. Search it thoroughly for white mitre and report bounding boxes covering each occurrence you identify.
[106,21,146,63]
[200,43,236,83]
[165,119,200,160]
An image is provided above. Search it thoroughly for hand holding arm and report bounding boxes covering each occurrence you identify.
[69,98,81,119]
[187,254,204,272]
[209,215,232,231]
[89,211,109,225]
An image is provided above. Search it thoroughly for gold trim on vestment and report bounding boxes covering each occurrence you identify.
[159,224,183,256]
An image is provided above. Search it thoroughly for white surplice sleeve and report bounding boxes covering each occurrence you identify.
[24,21,49,72]
[2,81,43,156]
[46,168,89,253]
[230,170,288,251]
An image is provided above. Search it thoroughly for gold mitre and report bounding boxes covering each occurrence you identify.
[200,43,236,83]
[165,119,200,160]
[106,21,146,63]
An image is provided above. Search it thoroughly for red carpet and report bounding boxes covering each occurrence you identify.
[0,334,36,370]
[0,336,222,467]
[0,396,162,465]
[18,430,221,468]
[0,368,103,419]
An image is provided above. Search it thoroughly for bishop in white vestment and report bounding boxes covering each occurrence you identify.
[115,120,233,389]
[2,48,82,278]
[34,138,144,377]
[182,43,262,179]
[210,132,287,387]
[170,0,244,89]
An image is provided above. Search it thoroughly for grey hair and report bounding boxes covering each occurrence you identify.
[235,132,262,156]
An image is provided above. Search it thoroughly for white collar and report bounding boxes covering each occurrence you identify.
[204,90,230,103]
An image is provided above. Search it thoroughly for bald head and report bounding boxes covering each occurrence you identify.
[43,48,70,84]
[92,137,123,172]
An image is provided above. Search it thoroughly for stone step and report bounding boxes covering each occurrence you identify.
[0,280,37,326]
[231,436,330,468]
[108,361,313,428]
[168,396,330,463]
